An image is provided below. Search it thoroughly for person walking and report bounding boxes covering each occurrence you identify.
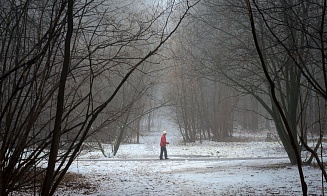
[159,131,169,160]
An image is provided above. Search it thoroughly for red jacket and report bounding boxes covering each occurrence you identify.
[160,134,169,147]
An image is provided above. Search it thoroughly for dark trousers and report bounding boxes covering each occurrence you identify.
[160,146,167,159]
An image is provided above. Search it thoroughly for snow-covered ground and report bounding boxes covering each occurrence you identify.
[52,127,327,196]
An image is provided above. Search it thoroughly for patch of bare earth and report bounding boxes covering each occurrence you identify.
[14,171,97,195]
[57,172,97,195]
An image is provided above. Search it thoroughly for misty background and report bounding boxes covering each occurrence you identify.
[0,0,326,195]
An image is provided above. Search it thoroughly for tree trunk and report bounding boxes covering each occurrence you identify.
[41,0,73,195]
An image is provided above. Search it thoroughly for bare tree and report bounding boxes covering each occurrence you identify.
[0,0,198,195]
[246,0,327,195]
[246,1,308,194]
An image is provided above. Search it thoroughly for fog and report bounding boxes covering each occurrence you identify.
[0,0,326,195]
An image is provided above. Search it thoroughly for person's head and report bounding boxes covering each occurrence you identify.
[163,131,167,135]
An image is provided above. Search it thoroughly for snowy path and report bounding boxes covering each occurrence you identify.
[76,156,288,162]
